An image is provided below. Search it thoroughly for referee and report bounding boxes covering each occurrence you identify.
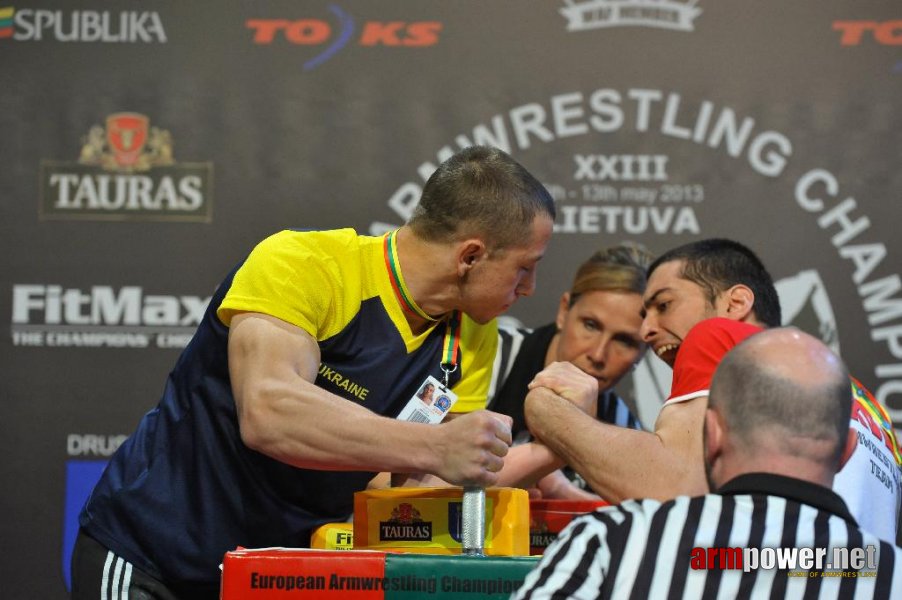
[513,327,902,599]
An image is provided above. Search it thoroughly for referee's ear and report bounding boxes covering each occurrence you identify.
[704,406,725,471]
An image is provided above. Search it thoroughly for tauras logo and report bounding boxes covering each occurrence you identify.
[11,285,210,349]
[46,172,205,213]
[379,523,432,541]
[4,8,166,43]
[379,502,432,541]
[40,113,213,222]
[530,532,558,549]
[560,0,702,32]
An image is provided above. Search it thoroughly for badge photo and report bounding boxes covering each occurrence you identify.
[396,375,458,425]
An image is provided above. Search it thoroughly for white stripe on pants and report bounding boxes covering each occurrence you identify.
[101,551,133,600]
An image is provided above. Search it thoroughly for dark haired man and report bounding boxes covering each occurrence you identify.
[71,146,555,599]
[514,328,902,599]
[525,238,900,544]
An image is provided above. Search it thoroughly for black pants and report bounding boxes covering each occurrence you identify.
[70,530,219,600]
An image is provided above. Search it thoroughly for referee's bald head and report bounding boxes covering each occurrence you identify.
[707,327,851,478]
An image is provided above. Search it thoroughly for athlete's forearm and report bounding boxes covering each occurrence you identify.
[228,312,443,473]
[494,441,565,489]
[525,388,708,503]
[537,470,602,501]
[229,312,511,486]
[238,367,441,473]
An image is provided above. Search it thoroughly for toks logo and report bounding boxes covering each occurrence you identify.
[833,20,902,46]
[39,113,213,222]
[833,21,902,76]
[246,4,441,70]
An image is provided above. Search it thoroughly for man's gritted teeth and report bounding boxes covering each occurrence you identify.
[654,342,681,365]
[655,343,679,358]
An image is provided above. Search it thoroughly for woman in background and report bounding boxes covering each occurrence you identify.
[490,243,653,499]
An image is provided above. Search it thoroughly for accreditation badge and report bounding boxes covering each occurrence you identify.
[396,375,458,424]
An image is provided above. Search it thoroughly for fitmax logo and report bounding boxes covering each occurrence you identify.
[12,285,208,326]
[11,285,210,348]
[246,4,441,71]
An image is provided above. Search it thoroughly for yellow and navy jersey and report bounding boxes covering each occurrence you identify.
[79,228,497,588]
[218,228,497,413]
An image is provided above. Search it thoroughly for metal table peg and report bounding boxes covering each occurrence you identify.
[461,486,485,556]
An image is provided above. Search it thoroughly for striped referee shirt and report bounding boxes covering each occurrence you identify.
[512,473,902,599]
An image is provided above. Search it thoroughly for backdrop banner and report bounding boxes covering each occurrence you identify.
[2,1,900,596]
